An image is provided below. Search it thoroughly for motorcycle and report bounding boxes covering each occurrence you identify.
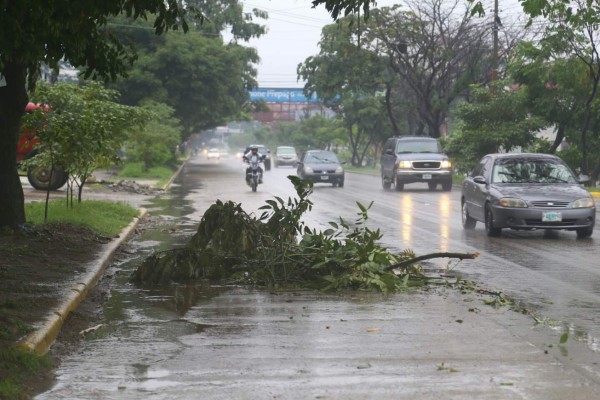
[244,154,264,192]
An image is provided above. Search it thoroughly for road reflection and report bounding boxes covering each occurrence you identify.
[399,195,413,244]
[438,193,451,253]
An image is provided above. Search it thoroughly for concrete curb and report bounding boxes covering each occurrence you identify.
[18,208,148,355]
[160,161,186,191]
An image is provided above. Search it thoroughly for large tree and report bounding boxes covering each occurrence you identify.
[110,1,266,137]
[0,1,193,230]
[297,14,393,165]
[113,31,260,137]
[369,1,491,138]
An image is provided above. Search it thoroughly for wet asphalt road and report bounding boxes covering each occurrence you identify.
[229,158,600,350]
[36,156,600,398]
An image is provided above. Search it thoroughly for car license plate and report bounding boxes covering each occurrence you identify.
[542,211,562,222]
[422,174,432,180]
[321,175,329,180]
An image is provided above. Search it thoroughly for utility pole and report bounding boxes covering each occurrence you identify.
[492,0,499,92]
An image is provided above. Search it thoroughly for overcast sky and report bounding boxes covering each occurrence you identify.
[240,0,397,89]
[239,0,528,90]
[239,0,340,89]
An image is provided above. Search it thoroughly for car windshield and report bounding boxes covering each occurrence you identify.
[395,139,440,153]
[305,152,339,164]
[277,147,296,155]
[492,159,578,184]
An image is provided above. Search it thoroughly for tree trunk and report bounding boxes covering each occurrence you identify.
[548,122,565,154]
[0,62,28,230]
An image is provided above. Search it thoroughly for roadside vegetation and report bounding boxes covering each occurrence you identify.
[116,163,179,189]
[25,200,139,237]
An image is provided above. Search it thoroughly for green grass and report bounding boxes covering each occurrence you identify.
[25,200,139,237]
[117,162,177,188]
[0,347,52,399]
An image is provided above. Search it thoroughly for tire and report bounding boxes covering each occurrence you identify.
[576,226,594,239]
[395,176,404,192]
[27,166,68,191]
[252,178,257,192]
[428,182,437,191]
[484,204,502,237]
[461,200,477,229]
[441,180,453,191]
[382,174,391,190]
[338,179,344,188]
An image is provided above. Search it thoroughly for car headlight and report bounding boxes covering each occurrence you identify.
[304,166,314,174]
[396,161,412,169]
[335,166,343,173]
[441,160,452,169]
[573,197,595,208]
[499,197,528,208]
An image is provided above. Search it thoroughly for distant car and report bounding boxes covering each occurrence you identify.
[297,150,345,187]
[380,136,453,191]
[207,148,220,160]
[461,153,596,238]
[245,144,271,170]
[273,146,298,167]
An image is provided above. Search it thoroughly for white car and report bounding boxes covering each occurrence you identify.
[207,148,220,160]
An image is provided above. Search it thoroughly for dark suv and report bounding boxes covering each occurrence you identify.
[380,136,453,191]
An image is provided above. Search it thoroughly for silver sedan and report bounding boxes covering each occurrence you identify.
[461,153,596,238]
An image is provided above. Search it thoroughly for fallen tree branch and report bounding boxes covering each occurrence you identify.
[385,252,480,271]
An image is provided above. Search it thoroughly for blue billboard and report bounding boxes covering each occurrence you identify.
[249,88,320,103]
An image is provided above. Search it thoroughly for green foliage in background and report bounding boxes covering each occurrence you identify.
[125,101,182,171]
[25,81,148,206]
[446,82,547,174]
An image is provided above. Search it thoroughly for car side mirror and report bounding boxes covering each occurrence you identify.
[473,176,487,185]
[579,174,590,184]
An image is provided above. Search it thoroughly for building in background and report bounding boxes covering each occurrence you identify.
[249,88,334,125]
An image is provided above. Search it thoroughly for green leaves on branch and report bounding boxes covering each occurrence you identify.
[133,177,420,292]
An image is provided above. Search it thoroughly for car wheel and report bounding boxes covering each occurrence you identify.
[576,226,594,239]
[461,200,477,229]
[27,166,68,191]
[428,182,437,191]
[338,179,344,188]
[441,180,453,191]
[382,174,391,190]
[484,204,502,237]
[395,177,404,192]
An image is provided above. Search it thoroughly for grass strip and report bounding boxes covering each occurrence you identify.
[25,200,139,237]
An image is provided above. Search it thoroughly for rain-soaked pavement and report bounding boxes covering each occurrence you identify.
[37,156,600,399]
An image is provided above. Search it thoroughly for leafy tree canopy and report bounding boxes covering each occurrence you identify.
[446,82,547,173]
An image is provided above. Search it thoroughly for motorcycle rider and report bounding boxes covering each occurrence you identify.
[243,145,264,183]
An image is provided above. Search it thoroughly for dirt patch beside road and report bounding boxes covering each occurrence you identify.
[0,223,109,397]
